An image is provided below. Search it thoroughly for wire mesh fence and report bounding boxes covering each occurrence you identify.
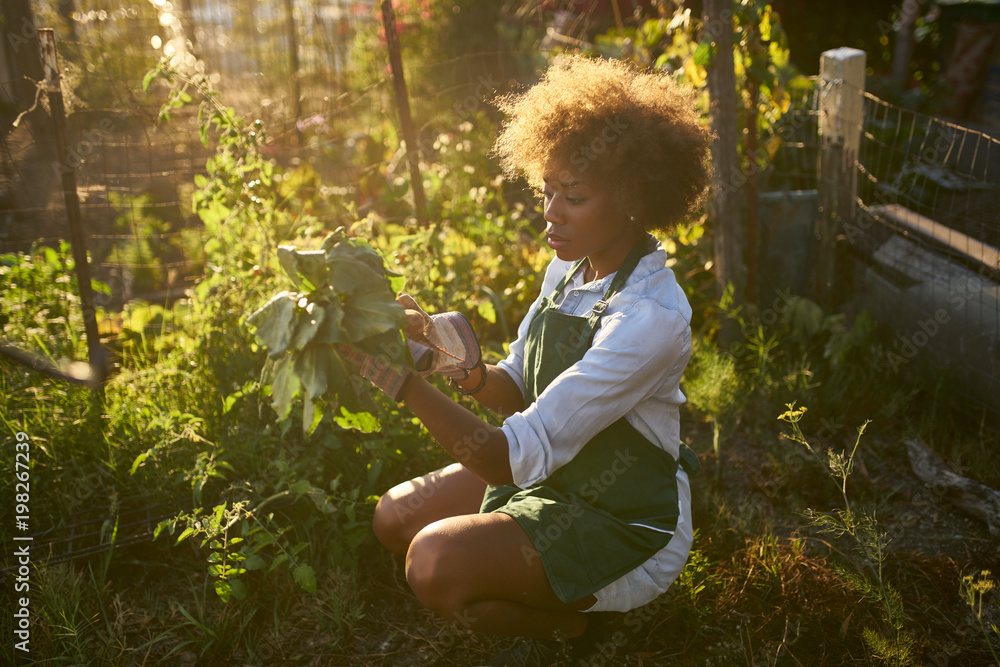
[1,0,534,380]
[851,91,1000,405]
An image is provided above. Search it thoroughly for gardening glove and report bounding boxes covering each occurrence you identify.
[397,294,483,381]
[338,340,431,401]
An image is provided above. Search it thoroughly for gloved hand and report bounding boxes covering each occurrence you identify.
[397,294,483,381]
[339,340,431,401]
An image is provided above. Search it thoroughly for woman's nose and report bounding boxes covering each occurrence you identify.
[543,195,563,225]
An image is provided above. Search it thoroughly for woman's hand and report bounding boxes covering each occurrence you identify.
[338,340,431,401]
[397,294,483,380]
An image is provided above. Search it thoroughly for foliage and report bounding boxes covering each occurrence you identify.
[154,500,317,602]
[247,230,410,435]
[5,4,999,664]
[684,337,741,459]
[0,242,101,361]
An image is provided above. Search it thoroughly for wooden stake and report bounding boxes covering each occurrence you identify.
[816,47,866,308]
[703,0,744,343]
[379,0,428,227]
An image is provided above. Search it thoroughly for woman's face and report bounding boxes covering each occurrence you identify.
[541,165,641,280]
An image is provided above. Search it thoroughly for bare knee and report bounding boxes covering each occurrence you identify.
[405,524,465,617]
[372,493,412,555]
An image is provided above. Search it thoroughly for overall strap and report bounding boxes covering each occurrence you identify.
[584,235,654,335]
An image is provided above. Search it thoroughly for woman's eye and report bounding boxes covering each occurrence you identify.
[567,197,582,205]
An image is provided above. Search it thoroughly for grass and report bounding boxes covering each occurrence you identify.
[4,377,998,665]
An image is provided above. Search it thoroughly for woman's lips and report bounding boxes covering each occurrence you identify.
[546,233,570,250]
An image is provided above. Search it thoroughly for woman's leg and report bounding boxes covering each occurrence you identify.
[405,512,598,640]
[372,462,487,555]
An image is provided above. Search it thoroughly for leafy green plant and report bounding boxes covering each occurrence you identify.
[684,336,741,459]
[156,500,316,602]
[672,534,723,634]
[246,229,410,436]
[778,404,915,666]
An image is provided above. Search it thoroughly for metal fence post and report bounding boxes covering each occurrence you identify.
[39,28,106,387]
[816,47,866,308]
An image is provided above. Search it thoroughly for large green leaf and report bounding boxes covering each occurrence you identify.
[327,252,390,297]
[278,246,329,291]
[313,299,345,344]
[268,354,300,420]
[294,343,329,401]
[289,302,326,350]
[294,344,330,437]
[332,238,390,274]
[246,291,298,357]
[329,347,377,415]
[341,291,407,343]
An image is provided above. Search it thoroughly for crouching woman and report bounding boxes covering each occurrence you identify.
[356,55,711,665]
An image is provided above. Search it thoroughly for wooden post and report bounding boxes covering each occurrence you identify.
[703,0,743,342]
[815,47,866,308]
[380,0,428,227]
[284,0,303,141]
[39,29,106,387]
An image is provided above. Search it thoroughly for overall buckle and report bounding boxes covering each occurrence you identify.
[592,299,609,314]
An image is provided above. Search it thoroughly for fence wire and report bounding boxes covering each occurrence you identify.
[2,1,532,360]
[852,92,1000,405]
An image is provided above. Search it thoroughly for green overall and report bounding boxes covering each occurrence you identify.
[481,238,700,604]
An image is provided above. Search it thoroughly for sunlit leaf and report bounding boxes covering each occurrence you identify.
[268,354,300,420]
[693,38,714,67]
[246,291,297,356]
[214,579,232,603]
[477,300,497,324]
[278,246,328,290]
[289,302,326,350]
[333,406,380,433]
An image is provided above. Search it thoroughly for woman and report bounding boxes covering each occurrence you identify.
[354,55,711,665]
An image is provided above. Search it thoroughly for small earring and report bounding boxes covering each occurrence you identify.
[629,215,635,222]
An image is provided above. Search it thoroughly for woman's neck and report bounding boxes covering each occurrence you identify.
[586,232,644,282]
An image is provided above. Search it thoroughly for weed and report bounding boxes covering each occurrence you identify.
[685,337,742,459]
[961,570,1000,666]
[779,403,916,666]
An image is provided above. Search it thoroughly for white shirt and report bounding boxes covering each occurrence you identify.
[497,242,693,489]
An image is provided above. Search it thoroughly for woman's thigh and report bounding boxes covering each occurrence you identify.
[405,511,597,617]
[372,462,487,554]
